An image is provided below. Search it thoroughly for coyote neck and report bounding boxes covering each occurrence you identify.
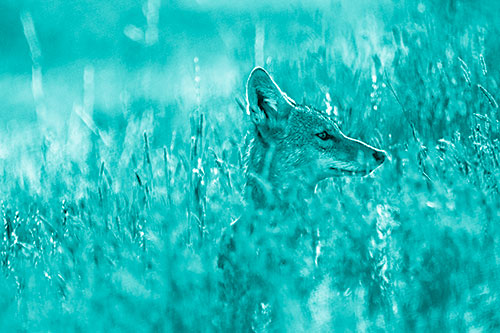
[244,132,312,207]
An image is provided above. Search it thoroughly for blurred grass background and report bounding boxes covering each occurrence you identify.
[1,0,500,331]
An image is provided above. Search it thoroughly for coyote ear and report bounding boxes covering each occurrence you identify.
[246,67,294,127]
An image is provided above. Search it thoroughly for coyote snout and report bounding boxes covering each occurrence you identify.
[245,67,386,200]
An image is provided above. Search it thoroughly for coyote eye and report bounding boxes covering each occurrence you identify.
[316,131,329,141]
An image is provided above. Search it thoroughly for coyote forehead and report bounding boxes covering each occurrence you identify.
[244,67,386,201]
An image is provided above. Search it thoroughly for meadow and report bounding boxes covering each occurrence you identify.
[1,0,500,331]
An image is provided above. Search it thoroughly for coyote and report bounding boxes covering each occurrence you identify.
[218,68,387,329]
[244,67,386,204]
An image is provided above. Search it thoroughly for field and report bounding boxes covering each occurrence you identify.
[1,0,500,331]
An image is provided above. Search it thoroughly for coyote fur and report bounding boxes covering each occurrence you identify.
[244,67,386,204]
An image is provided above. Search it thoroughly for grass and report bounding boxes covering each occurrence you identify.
[1,0,500,331]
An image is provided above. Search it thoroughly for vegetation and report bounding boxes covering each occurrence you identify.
[1,0,499,331]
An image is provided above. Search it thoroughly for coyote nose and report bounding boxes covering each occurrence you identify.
[373,150,386,163]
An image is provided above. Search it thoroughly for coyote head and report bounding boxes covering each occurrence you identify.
[245,67,386,190]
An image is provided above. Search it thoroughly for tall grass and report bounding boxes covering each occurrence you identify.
[1,0,500,331]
